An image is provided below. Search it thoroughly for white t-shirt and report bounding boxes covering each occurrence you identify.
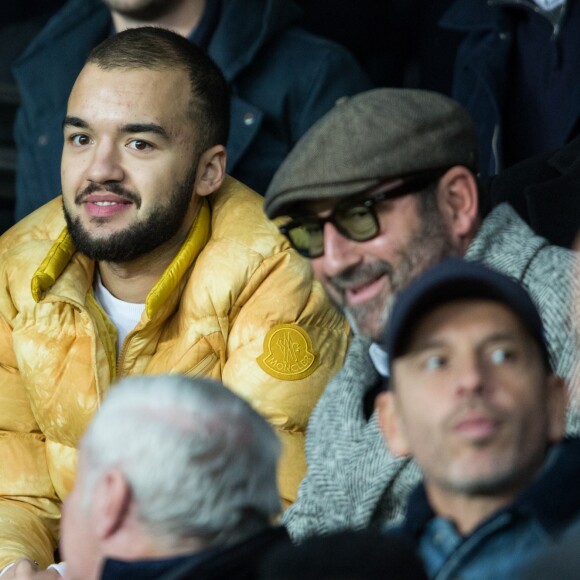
[93,273,145,357]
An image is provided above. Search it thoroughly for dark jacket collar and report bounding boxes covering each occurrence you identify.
[440,0,560,32]
[101,526,289,580]
[16,0,108,63]
[156,526,289,580]
[401,438,580,539]
[101,549,216,580]
[207,0,301,81]
[440,0,508,31]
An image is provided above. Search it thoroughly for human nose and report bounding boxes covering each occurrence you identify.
[454,355,486,397]
[318,221,363,277]
[85,140,124,184]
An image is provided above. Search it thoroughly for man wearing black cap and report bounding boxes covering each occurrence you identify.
[263,88,579,539]
[377,258,580,578]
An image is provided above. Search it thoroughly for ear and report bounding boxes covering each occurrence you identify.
[194,145,227,197]
[376,391,411,457]
[91,469,132,541]
[546,374,568,442]
[436,166,479,251]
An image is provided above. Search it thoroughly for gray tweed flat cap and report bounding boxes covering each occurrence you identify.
[264,88,478,218]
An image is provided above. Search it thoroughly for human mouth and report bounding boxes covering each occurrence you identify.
[453,414,501,441]
[82,194,133,218]
[330,263,393,307]
[343,274,387,306]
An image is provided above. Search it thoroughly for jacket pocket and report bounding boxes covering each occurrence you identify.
[184,351,219,378]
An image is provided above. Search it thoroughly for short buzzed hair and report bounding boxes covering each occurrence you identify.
[87,26,230,155]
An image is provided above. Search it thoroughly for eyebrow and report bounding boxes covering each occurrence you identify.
[63,116,89,130]
[120,123,169,139]
[62,117,169,139]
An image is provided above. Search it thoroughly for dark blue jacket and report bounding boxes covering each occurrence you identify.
[390,438,580,579]
[12,0,371,219]
[441,0,580,177]
[486,132,580,248]
[101,526,289,580]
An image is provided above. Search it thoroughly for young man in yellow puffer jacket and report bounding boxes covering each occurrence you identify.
[0,28,348,574]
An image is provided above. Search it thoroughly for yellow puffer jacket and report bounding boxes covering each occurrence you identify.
[0,177,349,568]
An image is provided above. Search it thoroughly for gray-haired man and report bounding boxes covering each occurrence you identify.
[263,88,579,540]
[60,375,287,580]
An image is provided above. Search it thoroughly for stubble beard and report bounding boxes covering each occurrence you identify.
[427,382,551,499]
[329,203,458,341]
[103,0,186,21]
[431,428,546,500]
[63,169,196,264]
[438,455,537,497]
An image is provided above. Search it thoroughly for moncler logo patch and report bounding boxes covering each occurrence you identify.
[257,324,319,381]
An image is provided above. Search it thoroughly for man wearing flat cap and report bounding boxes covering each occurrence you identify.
[377,259,580,578]
[263,88,579,540]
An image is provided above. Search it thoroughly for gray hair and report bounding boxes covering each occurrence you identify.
[79,375,281,548]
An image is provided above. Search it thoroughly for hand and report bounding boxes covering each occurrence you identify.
[1,559,60,579]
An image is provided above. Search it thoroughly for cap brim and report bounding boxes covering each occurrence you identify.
[265,177,382,217]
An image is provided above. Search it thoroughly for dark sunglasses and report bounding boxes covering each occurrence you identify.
[279,169,447,258]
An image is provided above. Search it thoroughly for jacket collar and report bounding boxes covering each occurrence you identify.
[402,438,580,539]
[208,0,301,81]
[154,526,289,579]
[143,200,210,318]
[441,0,568,32]
[465,203,550,283]
[31,199,211,319]
[16,0,107,65]
[547,134,580,175]
[101,550,214,580]
[31,226,79,303]
[440,0,507,32]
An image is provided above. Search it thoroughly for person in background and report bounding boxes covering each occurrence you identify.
[440,0,580,176]
[60,374,287,580]
[0,26,348,576]
[11,0,372,219]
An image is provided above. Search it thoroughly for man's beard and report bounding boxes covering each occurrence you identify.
[432,396,548,498]
[328,202,457,341]
[64,171,195,264]
[103,0,186,21]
